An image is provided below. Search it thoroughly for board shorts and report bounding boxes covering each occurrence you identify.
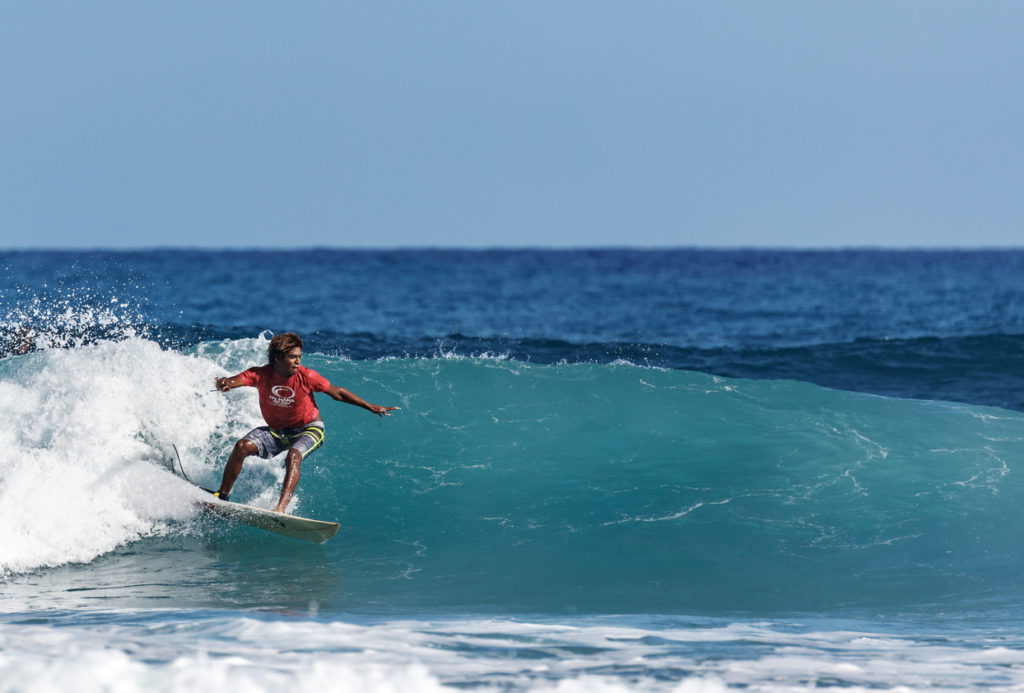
[243,421,325,460]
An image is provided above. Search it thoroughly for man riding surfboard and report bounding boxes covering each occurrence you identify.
[213,332,397,513]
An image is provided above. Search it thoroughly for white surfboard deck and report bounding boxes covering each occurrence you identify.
[201,495,339,544]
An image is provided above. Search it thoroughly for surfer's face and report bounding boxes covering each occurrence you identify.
[274,347,302,377]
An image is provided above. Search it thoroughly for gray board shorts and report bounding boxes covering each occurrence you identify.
[243,421,325,460]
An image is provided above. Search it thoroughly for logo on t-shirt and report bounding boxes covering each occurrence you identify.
[270,385,295,407]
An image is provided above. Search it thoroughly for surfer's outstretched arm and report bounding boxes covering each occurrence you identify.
[215,375,244,392]
[326,385,398,417]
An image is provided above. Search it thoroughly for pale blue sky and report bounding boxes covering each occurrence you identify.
[2,2,1022,248]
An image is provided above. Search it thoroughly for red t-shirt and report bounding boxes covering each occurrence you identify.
[236,365,332,429]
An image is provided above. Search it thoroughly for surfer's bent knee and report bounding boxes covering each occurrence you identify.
[234,439,259,457]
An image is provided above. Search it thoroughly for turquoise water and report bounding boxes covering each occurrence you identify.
[4,339,1023,615]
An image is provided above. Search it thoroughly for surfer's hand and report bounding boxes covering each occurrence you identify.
[371,405,399,417]
[215,377,231,392]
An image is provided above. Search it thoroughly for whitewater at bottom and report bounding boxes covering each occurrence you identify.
[4,335,1024,690]
[3,609,1024,692]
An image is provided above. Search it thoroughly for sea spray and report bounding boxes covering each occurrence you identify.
[0,339,241,576]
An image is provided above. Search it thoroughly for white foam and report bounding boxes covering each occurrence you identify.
[1,614,1021,692]
[0,338,263,579]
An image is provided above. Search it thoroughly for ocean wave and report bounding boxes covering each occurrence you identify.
[3,338,1024,615]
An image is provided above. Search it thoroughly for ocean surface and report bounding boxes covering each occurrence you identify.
[3,248,1024,691]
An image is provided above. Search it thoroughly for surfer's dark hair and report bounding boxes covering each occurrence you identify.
[268,332,303,364]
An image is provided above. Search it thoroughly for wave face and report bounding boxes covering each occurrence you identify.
[3,336,1023,615]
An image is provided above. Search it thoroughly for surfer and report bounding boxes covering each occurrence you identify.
[213,332,397,513]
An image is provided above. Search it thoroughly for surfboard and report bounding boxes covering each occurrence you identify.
[201,494,340,544]
[169,444,339,544]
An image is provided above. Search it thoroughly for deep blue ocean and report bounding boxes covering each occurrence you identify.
[4,248,1024,691]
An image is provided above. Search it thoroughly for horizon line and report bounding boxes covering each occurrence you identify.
[3,244,1024,253]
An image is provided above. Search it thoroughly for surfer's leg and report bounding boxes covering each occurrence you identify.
[217,438,259,501]
[274,448,302,513]
[272,423,324,512]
